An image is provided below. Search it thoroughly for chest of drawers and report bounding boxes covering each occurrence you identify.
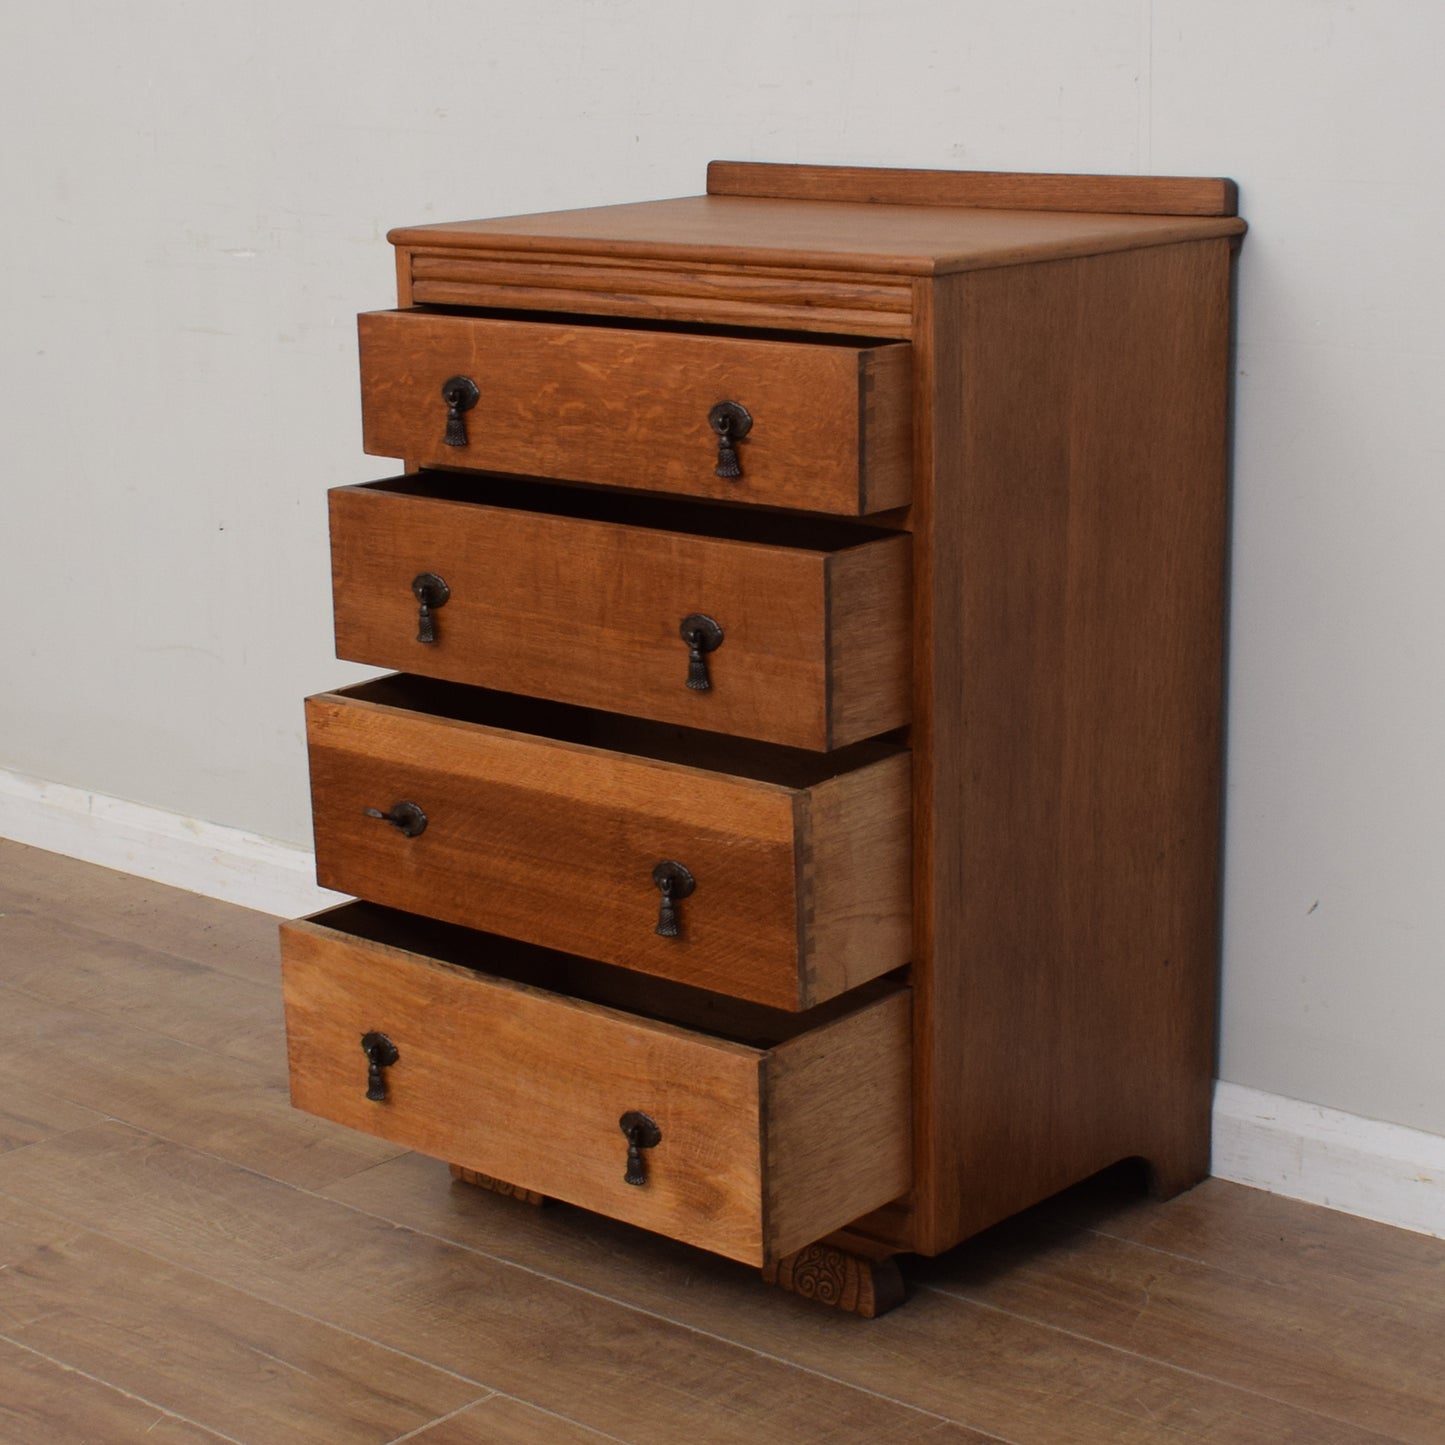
[280,162,1245,1316]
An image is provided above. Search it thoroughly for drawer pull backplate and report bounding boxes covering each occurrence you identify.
[440,375,480,447]
[707,400,752,478]
[679,613,724,692]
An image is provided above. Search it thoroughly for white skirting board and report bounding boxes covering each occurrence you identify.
[1211,1082,1445,1239]
[0,766,346,919]
[3,764,1443,1240]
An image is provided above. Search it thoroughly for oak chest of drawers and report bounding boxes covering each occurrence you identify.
[281,161,1245,1316]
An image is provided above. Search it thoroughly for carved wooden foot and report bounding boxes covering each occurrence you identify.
[449,1163,548,1207]
[761,1231,906,1318]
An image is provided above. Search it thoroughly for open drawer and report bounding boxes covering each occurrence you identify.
[329,474,911,752]
[307,676,911,1011]
[281,902,912,1267]
[358,309,912,515]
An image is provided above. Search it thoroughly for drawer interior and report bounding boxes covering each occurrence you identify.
[313,899,906,1050]
[335,674,905,788]
[415,302,905,349]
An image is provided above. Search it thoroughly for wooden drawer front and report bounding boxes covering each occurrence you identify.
[307,680,911,1011]
[358,310,912,515]
[281,907,913,1267]
[330,480,910,751]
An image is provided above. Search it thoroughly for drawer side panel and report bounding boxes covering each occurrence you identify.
[825,532,913,748]
[803,752,914,1000]
[762,988,912,1261]
[860,344,915,511]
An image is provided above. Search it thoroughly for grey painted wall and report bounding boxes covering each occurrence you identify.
[2,0,1442,1136]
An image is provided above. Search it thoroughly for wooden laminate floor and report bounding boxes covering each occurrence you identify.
[0,840,1441,1445]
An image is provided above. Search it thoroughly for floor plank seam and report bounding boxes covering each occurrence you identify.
[0,974,278,1071]
[0,1330,244,1444]
[2,1177,985,1444]
[1073,1213,1427,1306]
[0,1090,410,1218]
[0,901,284,986]
[313,1146,416,1191]
[409,1392,635,1445]
[0,1181,510,1401]
[1074,1220,1261,1279]
[381,1391,499,1444]
[1015,1212,1295,1288]
[0,1124,115,1163]
[910,1282,1410,1443]
[289,1182,1002,1441]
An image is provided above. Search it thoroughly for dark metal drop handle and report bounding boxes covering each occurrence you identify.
[620,1110,661,1186]
[656,874,679,936]
[361,1031,399,1102]
[708,400,752,479]
[679,613,723,692]
[363,801,428,838]
[684,631,709,690]
[652,860,695,938]
[412,572,450,644]
[441,375,480,447]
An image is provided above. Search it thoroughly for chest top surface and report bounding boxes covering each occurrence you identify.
[387,162,1245,277]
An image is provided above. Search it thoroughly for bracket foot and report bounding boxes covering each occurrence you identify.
[761,1231,906,1317]
[449,1162,548,1207]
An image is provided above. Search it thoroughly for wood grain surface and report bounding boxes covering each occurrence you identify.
[0,1076,103,1155]
[281,908,911,1265]
[5,843,1441,1445]
[449,1163,547,1207]
[0,967,401,1192]
[0,1194,480,1444]
[399,1395,618,1444]
[2,1121,958,1444]
[307,685,910,1009]
[891,238,1236,1254]
[405,250,914,337]
[803,753,913,1000]
[328,478,911,750]
[385,196,1246,277]
[0,1337,230,1444]
[348,168,1236,1298]
[0,910,282,1068]
[706,160,1240,216]
[358,309,912,513]
[763,992,911,1256]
